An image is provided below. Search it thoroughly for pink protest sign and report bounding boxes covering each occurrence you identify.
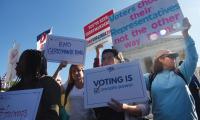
[109,0,184,52]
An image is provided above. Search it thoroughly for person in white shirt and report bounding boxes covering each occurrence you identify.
[54,63,96,120]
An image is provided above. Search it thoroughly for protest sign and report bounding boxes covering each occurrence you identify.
[84,60,148,108]
[84,10,114,50]
[36,28,52,51]
[0,89,43,120]
[44,35,86,64]
[109,0,184,52]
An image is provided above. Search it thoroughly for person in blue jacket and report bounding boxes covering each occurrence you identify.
[144,18,198,120]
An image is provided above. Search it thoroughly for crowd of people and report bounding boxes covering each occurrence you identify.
[2,18,199,120]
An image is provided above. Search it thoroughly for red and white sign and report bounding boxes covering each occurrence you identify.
[36,28,52,51]
[84,10,114,49]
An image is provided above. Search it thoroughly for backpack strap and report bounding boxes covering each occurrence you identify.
[174,69,187,85]
[148,72,157,103]
[149,73,157,92]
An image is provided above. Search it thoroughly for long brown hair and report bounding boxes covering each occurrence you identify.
[152,56,164,74]
[64,64,83,106]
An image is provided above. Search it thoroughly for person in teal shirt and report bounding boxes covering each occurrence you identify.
[144,18,198,120]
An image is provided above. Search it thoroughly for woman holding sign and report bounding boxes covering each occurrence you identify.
[54,63,96,120]
[93,49,150,120]
[144,18,198,120]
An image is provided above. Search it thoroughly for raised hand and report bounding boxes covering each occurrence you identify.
[95,44,104,58]
[53,61,68,79]
[182,17,191,38]
[58,61,68,70]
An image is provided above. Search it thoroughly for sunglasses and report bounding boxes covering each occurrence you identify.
[163,54,177,59]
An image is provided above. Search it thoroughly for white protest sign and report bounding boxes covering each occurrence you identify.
[0,89,43,120]
[84,10,114,50]
[84,60,148,108]
[44,35,86,64]
[109,0,184,52]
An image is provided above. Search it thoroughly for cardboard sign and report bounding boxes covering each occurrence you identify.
[109,0,184,52]
[84,10,114,50]
[44,35,86,64]
[0,89,43,120]
[84,60,148,108]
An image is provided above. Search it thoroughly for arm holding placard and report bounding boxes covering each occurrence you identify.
[53,61,68,79]
[93,44,103,67]
[178,17,198,84]
[53,61,68,93]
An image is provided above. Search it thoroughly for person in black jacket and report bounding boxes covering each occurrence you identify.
[9,49,61,120]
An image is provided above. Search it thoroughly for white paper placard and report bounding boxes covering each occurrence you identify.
[45,35,86,65]
[0,89,43,120]
[84,60,148,108]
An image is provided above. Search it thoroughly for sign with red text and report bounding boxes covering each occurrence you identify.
[84,60,148,108]
[0,89,43,120]
[109,0,184,52]
[84,10,114,50]
[44,35,86,65]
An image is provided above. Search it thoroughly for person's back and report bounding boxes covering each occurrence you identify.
[9,49,61,120]
[36,76,61,120]
[9,76,61,120]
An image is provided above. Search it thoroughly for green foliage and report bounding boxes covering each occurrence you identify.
[0,80,19,91]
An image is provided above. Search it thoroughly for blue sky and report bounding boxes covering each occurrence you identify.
[0,0,200,82]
